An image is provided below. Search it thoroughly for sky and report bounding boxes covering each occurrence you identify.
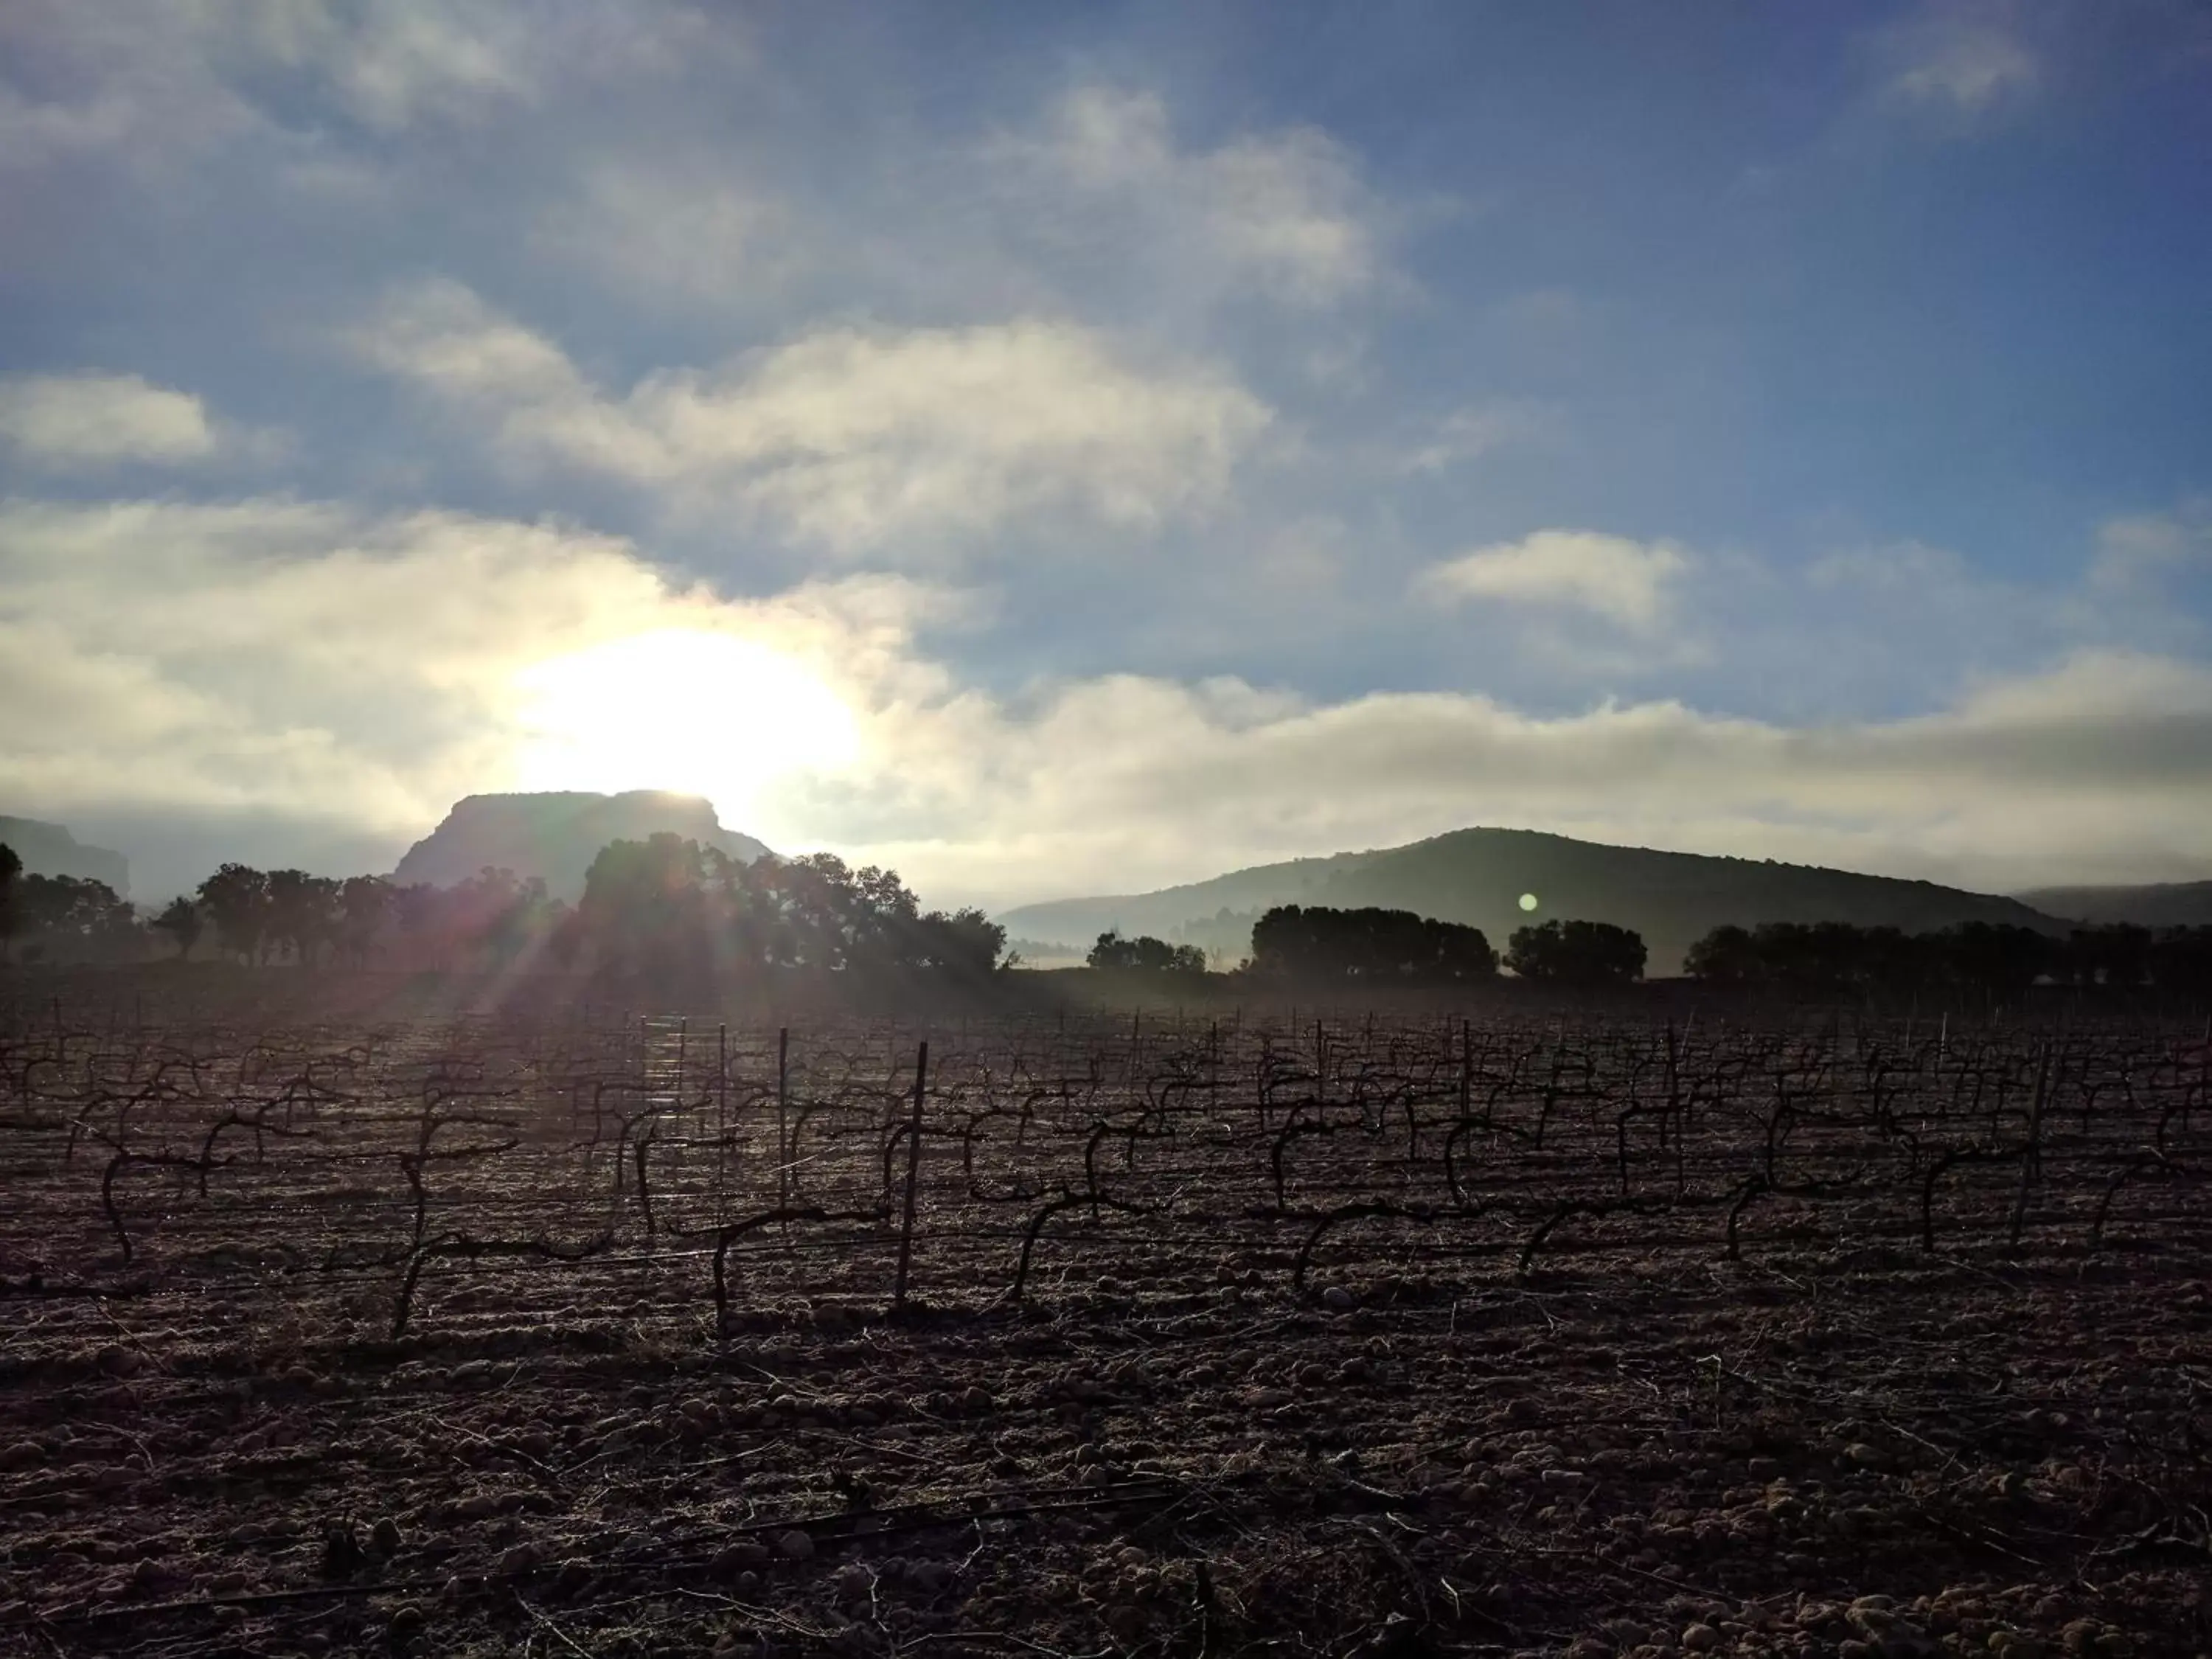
[2,0,2211,908]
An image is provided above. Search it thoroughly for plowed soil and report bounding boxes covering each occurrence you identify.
[2,983,2208,1658]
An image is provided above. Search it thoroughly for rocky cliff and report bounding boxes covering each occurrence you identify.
[392,792,771,898]
[0,816,131,897]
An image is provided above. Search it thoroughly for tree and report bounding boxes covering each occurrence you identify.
[913,908,1009,979]
[1248,905,1494,984]
[577,835,720,982]
[265,869,342,964]
[7,874,139,962]
[1683,924,1759,985]
[1938,922,2050,1006]
[0,842,19,961]
[1506,918,1646,987]
[338,876,392,967]
[2149,927,2212,1002]
[392,883,445,968]
[1088,930,1206,973]
[563,839,1003,987]
[198,864,272,963]
[153,897,204,961]
[2067,924,2152,990]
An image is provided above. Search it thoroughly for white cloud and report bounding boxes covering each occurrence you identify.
[1400,401,1552,475]
[2090,504,2212,589]
[0,0,723,173]
[0,495,936,846]
[0,372,221,469]
[1877,3,2041,116]
[992,86,1385,307]
[1417,531,1692,633]
[801,647,2212,908]
[350,279,1272,554]
[536,161,787,304]
[7,495,2212,908]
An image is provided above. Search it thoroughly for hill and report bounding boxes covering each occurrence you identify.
[999,827,2068,975]
[2014,882,2212,928]
[392,792,771,900]
[998,851,1378,963]
[0,816,130,897]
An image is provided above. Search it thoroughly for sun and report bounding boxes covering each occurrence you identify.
[509,629,860,821]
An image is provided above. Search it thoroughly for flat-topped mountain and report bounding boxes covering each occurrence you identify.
[0,816,130,897]
[393,792,771,899]
[1000,827,2068,975]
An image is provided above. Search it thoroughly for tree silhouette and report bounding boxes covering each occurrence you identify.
[197,864,273,963]
[153,896,204,961]
[1674,918,2185,1004]
[0,843,19,961]
[265,869,341,964]
[1088,930,1207,973]
[7,874,137,962]
[338,875,392,967]
[1506,918,1646,986]
[1935,922,2050,1006]
[566,837,1009,988]
[1682,923,1758,984]
[911,907,1009,978]
[2150,928,2212,1001]
[2067,924,2153,990]
[1249,905,1495,984]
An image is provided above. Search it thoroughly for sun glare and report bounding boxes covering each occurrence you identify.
[509,629,860,821]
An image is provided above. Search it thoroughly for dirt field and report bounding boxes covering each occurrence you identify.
[2,973,2208,1657]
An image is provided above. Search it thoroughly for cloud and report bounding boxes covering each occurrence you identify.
[1875,3,2041,116]
[830,647,2212,906]
[0,373,222,470]
[2089,503,2212,590]
[349,279,1273,554]
[7,495,2212,907]
[1399,401,1554,475]
[0,495,942,890]
[990,86,1386,307]
[535,161,787,304]
[1417,531,1692,633]
[1795,519,2211,689]
[0,0,722,174]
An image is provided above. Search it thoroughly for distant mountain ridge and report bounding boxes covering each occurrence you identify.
[2015,882,2212,929]
[0,816,130,897]
[393,792,771,899]
[998,827,2069,975]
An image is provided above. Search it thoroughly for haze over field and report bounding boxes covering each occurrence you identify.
[3,3,2211,910]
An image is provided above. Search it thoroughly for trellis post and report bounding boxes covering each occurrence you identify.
[894,1040,929,1309]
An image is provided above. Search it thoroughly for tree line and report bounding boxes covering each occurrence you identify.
[1079,906,2212,1004]
[1683,919,2212,1002]
[1089,906,1649,988]
[0,835,1008,988]
[13,835,2212,1005]
[0,845,140,963]
[566,834,1004,984]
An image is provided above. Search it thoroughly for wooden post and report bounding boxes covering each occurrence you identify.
[673,1018,688,1194]
[776,1026,791,1209]
[716,1023,729,1228]
[894,1040,929,1310]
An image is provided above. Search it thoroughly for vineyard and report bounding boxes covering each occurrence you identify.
[2,975,2209,1658]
